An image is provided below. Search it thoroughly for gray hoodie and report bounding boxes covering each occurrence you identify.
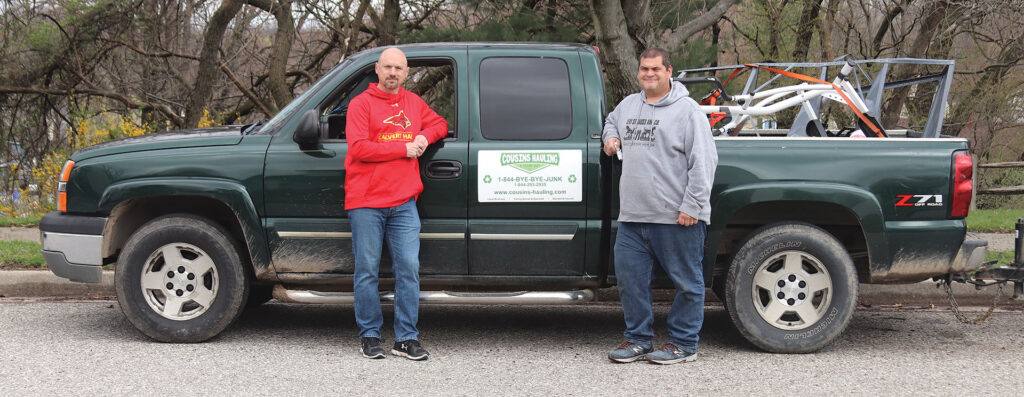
[602,81,718,224]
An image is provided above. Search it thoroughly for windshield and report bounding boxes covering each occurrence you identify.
[254,59,353,135]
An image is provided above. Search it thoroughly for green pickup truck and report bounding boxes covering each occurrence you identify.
[40,42,984,353]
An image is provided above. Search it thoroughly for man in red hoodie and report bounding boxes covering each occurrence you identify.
[345,47,448,361]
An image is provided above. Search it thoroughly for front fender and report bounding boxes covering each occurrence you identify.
[99,178,272,278]
[707,182,888,275]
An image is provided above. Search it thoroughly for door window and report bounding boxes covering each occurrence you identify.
[479,57,571,141]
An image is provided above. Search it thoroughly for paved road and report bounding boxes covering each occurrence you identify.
[2,300,1023,395]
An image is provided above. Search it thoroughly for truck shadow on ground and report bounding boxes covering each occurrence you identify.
[223,302,755,352]
[77,301,1004,354]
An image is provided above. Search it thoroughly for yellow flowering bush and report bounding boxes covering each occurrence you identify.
[1,110,173,217]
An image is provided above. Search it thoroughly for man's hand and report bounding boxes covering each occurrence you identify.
[677,212,698,227]
[405,135,429,158]
[414,134,428,148]
[406,142,423,158]
[603,137,621,157]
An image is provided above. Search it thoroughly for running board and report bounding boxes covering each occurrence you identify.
[273,286,595,305]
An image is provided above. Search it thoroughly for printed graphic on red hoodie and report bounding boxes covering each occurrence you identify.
[344,83,448,210]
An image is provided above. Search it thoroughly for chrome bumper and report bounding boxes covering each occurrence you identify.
[39,212,106,283]
[951,239,988,273]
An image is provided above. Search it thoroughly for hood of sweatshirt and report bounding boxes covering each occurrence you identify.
[366,83,402,105]
[640,80,690,107]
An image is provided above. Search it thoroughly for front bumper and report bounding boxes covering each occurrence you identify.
[39,211,106,283]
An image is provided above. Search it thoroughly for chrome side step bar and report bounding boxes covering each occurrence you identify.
[273,286,594,305]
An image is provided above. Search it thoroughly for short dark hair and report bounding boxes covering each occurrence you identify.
[639,48,671,70]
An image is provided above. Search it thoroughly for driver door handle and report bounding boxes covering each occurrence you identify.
[426,160,462,179]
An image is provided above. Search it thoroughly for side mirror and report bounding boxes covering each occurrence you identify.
[293,109,320,146]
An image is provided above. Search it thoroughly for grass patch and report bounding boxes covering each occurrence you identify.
[0,216,41,227]
[0,241,45,269]
[967,209,1024,233]
[985,250,1016,265]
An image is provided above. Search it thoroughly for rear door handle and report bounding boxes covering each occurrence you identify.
[426,160,462,179]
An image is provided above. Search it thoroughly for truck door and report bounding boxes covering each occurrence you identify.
[466,48,592,277]
[263,52,469,278]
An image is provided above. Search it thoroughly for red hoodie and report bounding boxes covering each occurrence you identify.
[344,83,448,210]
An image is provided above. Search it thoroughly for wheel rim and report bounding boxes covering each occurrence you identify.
[139,243,219,321]
[750,250,832,330]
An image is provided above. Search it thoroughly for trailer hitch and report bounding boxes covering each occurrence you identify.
[936,218,1024,324]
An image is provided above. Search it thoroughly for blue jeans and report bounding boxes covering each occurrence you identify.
[348,198,421,342]
[614,221,706,353]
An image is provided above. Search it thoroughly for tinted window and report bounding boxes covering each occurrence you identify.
[479,57,571,140]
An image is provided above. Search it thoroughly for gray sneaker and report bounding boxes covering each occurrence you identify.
[646,342,697,365]
[608,341,652,363]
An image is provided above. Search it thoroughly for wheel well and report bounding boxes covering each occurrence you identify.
[712,201,870,283]
[102,196,251,270]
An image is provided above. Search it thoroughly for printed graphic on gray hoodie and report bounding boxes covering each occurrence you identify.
[602,81,718,224]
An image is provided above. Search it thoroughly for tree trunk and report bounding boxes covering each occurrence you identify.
[818,0,838,60]
[588,0,641,102]
[871,0,911,57]
[879,0,949,128]
[185,0,244,128]
[622,0,653,50]
[590,0,738,104]
[378,0,400,46]
[791,0,821,61]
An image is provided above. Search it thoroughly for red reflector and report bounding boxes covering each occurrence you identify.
[950,153,972,218]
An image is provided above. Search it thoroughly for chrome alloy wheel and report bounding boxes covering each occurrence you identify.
[140,243,219,321]
[751,250,832,330]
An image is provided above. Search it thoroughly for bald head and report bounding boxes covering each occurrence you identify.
[375,47,409,94]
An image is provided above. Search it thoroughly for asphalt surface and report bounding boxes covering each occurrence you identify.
[1,301,1022,395]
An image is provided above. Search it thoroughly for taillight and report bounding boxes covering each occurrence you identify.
[950,152,972,218]
[58,160,74,212]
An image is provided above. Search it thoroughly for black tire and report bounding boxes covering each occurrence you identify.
[725,222,858,353]
[115,214,249,342]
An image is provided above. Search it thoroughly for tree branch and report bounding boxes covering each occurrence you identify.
[0,86,184,127]
[664,0,740,49]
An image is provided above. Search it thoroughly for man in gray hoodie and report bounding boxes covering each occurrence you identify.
[602,48,718,365]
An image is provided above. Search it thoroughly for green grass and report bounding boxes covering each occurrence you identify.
[985,250,1016,265]
[0,241,45,269]
[966,209,1024,233]
[0,216,41,227]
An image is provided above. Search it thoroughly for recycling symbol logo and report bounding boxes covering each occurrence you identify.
[483,175,492,183]
[568,174,577,183]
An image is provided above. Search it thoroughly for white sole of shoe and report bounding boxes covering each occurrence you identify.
[361,351,386,359]
[649,353,697,365]
[609,354,647,363]
[391,349,428,361]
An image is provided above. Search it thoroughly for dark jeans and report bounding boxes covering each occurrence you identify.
[614,221,706,353]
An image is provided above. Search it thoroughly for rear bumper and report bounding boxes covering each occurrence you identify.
[39,212,106,283]
[951,239,988,273]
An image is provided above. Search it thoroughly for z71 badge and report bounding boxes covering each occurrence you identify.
[894,194,943,207]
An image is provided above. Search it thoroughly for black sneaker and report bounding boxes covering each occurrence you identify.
[391,340,429,361]
[360,337,386,359]
[608,341,653,363]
